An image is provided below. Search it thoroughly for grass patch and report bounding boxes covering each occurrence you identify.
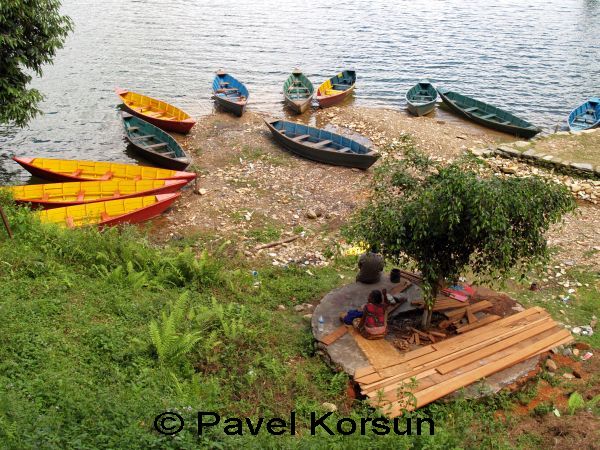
[246,225,281,244]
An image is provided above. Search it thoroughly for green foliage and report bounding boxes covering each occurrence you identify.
[149,292,201,366]
[345,147,575,326]
[0,0,73,126]
[567,392,585,415]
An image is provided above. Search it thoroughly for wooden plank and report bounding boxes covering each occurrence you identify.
[389,278,412,295]
[363,314,555,397]
[356,372,383,385]
[361,310,551,393]
[466,308,477,324]
[319,325,348,346]
[354,366,375,379]
[348,327,404,370]
[292,134,310,142]
[444,301,493,319]
[456,315,501,333]
[436,321,560,375]
[381,329,572,416]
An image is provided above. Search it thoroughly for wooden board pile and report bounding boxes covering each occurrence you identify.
[352,307,572,417]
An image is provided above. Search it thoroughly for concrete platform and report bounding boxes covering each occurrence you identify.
[312,275,540,400]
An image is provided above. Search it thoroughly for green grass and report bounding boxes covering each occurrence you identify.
[0,198,596,448]
[246,225,282,244]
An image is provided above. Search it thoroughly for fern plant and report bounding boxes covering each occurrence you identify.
[149,292,201,366]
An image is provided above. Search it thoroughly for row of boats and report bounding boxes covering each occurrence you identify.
[6,70,598,229]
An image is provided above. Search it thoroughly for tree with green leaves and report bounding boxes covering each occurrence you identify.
[345,146,576,329]
[0,0,73,127]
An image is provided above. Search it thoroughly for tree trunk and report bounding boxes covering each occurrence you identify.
[420,276,444,330]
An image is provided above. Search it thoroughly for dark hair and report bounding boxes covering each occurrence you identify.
[369,290,383,304]
[370,244,379,253]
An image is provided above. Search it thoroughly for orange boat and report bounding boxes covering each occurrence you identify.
[37,193,180,228]
[115,88,196,133]
[13,157,196,183]
[5,179,187,209]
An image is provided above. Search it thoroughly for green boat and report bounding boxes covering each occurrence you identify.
[406,80,438,116]
[437,88,541,138]
[283,69,314,114]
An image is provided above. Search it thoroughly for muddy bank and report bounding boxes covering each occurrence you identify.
[157,106,598,270]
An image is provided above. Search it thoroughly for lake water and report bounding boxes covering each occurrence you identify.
[1,0,599,182]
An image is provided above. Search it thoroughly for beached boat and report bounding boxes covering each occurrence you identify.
[406,80,438,116]
[212,71,249,116]
[37,193,180,228]
[115,88,196,134]
[316,70,356,108]
[5,179,187,209]
[283,70,314,114]
[13,157,196,183]
[121,112,190,170]
[437,88,541,138]
[264,119,379,169]
[568,98,600,131]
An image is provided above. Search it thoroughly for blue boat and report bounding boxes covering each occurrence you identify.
[212,71,249,116]
[568,98,600,132]
[264,119,380,169]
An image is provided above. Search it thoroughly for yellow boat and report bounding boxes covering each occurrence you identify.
[115,88,196,133]
[6,179,187,209]
[13,157,196,183]
[38,193,180,228]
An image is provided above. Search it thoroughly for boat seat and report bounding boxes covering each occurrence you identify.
[481,113,496,120]
[128,127,139,132]
[146,143,168,149]
[332,84,350,90]
[132,135,153,140]
[464,107,479,113]
[292,134,310,142]
[99,171,113,181]
[314,140,333,148]
[501,121,511,125]
[338,147,353,153]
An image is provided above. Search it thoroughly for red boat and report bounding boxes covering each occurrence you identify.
[13,157,196,183]
[316,70,356,108]
[115,88,196,134]
[38,193,181,228]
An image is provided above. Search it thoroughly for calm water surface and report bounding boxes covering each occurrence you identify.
[1,0,599,182]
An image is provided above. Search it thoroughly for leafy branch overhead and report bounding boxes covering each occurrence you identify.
[0,0,73,126]
[345,144,576,328]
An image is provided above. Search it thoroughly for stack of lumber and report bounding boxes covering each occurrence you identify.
[411,295,470,311]
[352,307,572,417]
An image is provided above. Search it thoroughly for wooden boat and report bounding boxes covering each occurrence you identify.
[13,157,196,183]
[568,97,600,131]
[437,88,541,138]
[264,119,379,169]
[316,70,356,108]
[121,112,190,170]
[406,80,438,116]
[283,69,314,114]
[115,88,196,134]
[212,71,249,116]
[5,179,187,209]
[37,193,180,228]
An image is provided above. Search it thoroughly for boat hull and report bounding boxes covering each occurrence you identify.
[122,113,191,170]
[38,193,180,228]
[265,120,379,170]
[13,157,196,183]
[285,98,311,114]
[116,89,195,134]
[316,87,354,108]
[407,101,436,117]
[10,179,186,209]
[213,95,247,117]
[438,89,540,138]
